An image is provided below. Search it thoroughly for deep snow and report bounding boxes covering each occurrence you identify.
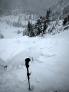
[0,15,69,92]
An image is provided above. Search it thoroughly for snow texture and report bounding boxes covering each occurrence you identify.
[0,15,69,92]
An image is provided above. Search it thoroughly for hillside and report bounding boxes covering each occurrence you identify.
[51,0,69,19]
[0,15,69,92]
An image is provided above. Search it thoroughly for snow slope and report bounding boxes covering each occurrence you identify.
[0,14,36,38]
[0,15,69,92]
[0,30,69,92]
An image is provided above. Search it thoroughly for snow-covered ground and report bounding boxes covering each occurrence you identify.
[0,15,69,92]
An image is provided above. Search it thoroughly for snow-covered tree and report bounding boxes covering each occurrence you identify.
[27,21,34,37]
